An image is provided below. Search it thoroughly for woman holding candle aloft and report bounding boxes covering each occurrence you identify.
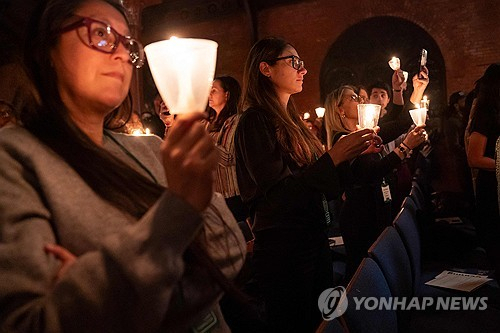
[0,0,247,331]
[324,83,427,281]
[235,37,379,332]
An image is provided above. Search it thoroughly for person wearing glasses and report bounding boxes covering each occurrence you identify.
[0,0,246,332]
[324,83,427,281]
[235,37,379,332]
[152,93,176,137]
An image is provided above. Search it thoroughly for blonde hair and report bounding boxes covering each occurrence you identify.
[324,85,357,149]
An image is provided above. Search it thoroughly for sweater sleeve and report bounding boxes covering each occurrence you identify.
[0,136,208,332]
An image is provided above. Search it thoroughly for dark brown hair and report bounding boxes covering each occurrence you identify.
[209,75,241,132]
[21,0,242,319]
[241,37,323,166]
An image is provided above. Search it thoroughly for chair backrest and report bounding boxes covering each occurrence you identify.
[342,258,398,333]
[401,196,418,219]
[393,207,421,294]
[409,181,425,211]
[368,226,413,298]
[368,226,413,331]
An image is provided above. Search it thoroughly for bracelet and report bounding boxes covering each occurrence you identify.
[393,89,402,92]
[398,145,408,158]
[401,141,411,150]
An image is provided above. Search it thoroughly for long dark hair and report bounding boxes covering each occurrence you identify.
[473,63,500,124]
[21,0,156,216]
[241,37,323,166]
[209,75,241,132]
[21,0,242,318]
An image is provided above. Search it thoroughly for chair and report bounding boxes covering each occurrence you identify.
[368,226,413,298]
[393,207,456,299]
[409,181,426,211]
[401,196,418,219]
[368,226,413,330]
[342,258,398,333]
[393,207,421,294]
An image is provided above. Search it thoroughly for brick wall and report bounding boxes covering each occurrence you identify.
[142,0,500,112]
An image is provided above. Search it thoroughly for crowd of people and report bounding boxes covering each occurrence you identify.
[0,0,499,332]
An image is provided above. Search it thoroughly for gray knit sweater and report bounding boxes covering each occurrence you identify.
[0,125,245,332]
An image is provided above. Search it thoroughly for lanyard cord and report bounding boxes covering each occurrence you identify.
[104,131,159,184]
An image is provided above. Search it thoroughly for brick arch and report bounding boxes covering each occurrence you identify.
[319,16,446,115]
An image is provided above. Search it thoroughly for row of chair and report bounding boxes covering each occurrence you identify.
[317,181,500,333]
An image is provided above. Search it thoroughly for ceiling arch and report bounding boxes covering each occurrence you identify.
[319,16,446,113]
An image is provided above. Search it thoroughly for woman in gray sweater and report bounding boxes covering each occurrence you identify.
[0,0,245,332]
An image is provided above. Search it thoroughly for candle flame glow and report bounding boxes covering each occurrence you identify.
[132,129,143,136]
[315,107,325,118]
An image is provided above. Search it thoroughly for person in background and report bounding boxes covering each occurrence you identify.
[439,90,474,200]
[208,76,240,133]
[152,93,175,137]
[0,0,246,331]
[324,84,426,280]
[368,68,429,215]
[235,36,379,332]
[138,94,165,137]
[357,85,369,104]
[207,76,248,222]
[443,91,467,149]
[467,63,500,283]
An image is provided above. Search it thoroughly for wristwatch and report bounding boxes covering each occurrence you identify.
[398,144,409,158]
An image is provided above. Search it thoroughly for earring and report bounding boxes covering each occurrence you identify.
[341,113,346,118]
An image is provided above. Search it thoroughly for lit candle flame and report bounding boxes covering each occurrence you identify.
[132,129,143,136]
[315,107,325,118]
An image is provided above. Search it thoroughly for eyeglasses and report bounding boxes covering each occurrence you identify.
[270,55,305,71]
[348,94,360,102]
[337,91,360,107]
[59,16,145,68]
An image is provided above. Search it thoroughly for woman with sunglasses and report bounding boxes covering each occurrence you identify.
[235,37,378,332]
[324,83,427,280]
[0,0,246,331]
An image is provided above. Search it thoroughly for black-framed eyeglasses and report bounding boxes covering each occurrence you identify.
[59,16,145,68]
[270,55,305,71]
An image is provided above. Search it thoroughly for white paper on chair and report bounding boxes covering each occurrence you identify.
[425,270,492,292]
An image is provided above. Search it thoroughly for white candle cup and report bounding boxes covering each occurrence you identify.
[403,71,409,82]
[144,38,218,114]
[409,108,427,126]
[357,104,381,129]
[315,107,325,118]
[388,57,400,71]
